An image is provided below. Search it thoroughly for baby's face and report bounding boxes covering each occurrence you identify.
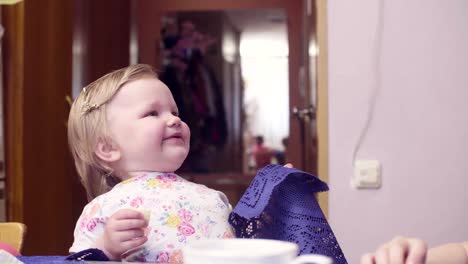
[105,77,190,176]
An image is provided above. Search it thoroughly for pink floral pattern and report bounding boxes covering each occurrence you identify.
[70,172,234,263]
[86,219,97,232]
[178,208,193,222]
[178,222,195,236]
[130,197,144,207]
[156,251,170,263]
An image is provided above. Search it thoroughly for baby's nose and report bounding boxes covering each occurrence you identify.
[167,115,181,127]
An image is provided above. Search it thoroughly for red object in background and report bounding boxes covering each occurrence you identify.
[252,145,273,168]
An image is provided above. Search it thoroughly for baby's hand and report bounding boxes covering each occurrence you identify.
[283,163,293,168]
[93,209,149,260]
[361,236,427,264]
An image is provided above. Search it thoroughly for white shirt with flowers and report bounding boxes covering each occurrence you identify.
[70,172,234,263]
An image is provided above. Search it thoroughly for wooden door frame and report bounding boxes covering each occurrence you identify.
[315,0,329,217]
[3,0,75,254]
[2,0,25,225]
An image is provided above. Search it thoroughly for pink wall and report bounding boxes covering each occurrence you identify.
[327,0,468,262]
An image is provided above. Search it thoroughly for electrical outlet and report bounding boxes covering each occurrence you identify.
[352,160,381,189]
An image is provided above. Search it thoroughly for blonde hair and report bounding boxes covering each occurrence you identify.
[68,64,157,200]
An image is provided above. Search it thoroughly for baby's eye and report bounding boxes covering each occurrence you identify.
[145,110,159,117]
[172,111,179,117]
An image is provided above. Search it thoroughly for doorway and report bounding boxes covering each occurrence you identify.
[157,9,290,175]
[137,0,309,172]
[135,0,321,206]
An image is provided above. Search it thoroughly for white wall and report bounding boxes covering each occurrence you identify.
[327,0,468,262]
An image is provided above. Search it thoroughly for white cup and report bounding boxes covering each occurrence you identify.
[183,238,333,264]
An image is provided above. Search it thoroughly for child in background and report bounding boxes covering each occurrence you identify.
[67,64,234,262]
[250,135,274,169]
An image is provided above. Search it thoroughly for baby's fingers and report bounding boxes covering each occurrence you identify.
[116,228,146,242]
[108,209,148,231]
[360,253,375,264]
[120,236,148,251]
[405,239,427,264]
[112,208,146,221]
[374,245,390,264]
[113,218,148,231]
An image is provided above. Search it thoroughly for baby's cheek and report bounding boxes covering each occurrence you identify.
[183,123,191,138]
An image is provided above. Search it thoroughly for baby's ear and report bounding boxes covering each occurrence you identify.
[95,139,121,162]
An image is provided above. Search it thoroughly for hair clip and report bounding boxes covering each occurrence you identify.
[81,87,91,97]
[82,102,100,115]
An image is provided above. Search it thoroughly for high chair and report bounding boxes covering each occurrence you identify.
[0,222,27,254]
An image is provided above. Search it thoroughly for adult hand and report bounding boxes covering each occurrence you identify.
[283,163,293,168]
[361,236,427,264]
[93,209,149,260]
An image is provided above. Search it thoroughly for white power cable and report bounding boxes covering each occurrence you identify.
[351,0,386,165]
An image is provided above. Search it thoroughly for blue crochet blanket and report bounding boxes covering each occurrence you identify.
[229,164,347,264]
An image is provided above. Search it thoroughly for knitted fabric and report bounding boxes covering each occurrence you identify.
[229,164,347,264]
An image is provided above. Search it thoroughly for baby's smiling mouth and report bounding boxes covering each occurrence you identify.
[164,132,183,142]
